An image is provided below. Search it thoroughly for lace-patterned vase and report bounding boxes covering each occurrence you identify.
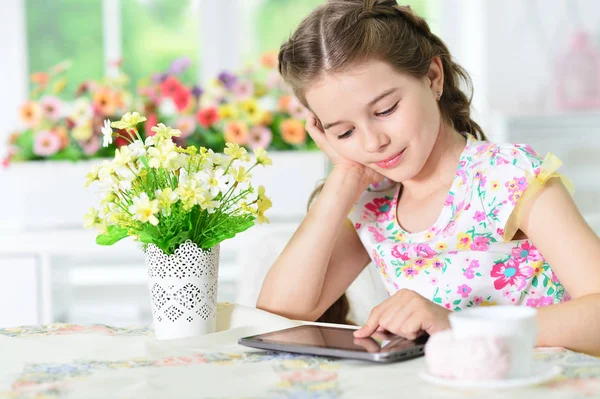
[146,240,219,340]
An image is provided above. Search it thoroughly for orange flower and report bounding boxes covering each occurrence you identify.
[278,95,292,112]
[53,126,69,148]
[260,51,278,68]
[224,120,248,145]
[30,72,49,86]
[19,101,43,128]
[280,119,306,145]
[93,87,117,116]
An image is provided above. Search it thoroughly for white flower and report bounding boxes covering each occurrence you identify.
[83,208,101,229]
[101,119,113,147]
[70,98,93,124]
[85,164,101,188]
[111,111,147,129]
[254,147,272,166]
[128,140,147,158]
[115,166,136,191]
[129,193,160,226]
[197,168,232,197]
[113,146,133,167]
[175,178,210,210]
[98,160,115,181]
[147,139,179,169]
[229,166,251,183]
[199,197,221,214]
[158,98,177,116]
[151,123,182,140]
[208,149,230,166]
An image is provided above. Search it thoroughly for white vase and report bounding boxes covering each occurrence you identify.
[146,240,219,340]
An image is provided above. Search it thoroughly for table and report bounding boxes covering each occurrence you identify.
[1,303,599,399]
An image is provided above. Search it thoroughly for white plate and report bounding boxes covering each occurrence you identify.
[418,363,563,390]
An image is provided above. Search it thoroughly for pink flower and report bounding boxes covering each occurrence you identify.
[445,194,454,206]
[33,130,61,156]
[415,243,437,258]
[515,176,528,192]
[432,259,443,270]
[526,298,539,307]
[414,258,427,268]
[442,221,457,237]
[390,245,410,261]
[287,96,310,120]
[40,95,63,121]
[463,268,475,279]
[80,136,101,155]
[232,80,254,100]
[551,271,560,283]
[490,258,534,290]
[368,226,386,242]
[503,289,512,298]
[174,115,197,138]
[539,296,553,306]
[430,277,439,285]
[444,303,452,309]
[470,259,480,269]
[403,266,419,279]
[473,211,486,223]
[247,126,273,150]
[497,157,510,165]
[480,176,487,187]
[511,241,542,263]
[145,113,158,135]
[365,198,394,222]
[470,236,490,251]
[474,296,483,305]
[457,284,472,298]
[354,223,361,230]
[496,227,505,237]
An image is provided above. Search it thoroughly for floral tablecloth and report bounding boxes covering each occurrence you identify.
[1,303,599,399]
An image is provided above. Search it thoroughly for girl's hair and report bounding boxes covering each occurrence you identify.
[287,0,487,324]
[278,0,486,140]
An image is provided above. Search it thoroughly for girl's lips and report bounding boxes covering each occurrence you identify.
[375,149,405,169]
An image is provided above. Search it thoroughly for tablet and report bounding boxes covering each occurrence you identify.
[238,325,428,363]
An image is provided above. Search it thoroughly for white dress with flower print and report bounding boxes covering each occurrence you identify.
[348,134,571,310]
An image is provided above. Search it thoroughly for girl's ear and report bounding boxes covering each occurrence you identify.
[426,56,444,94]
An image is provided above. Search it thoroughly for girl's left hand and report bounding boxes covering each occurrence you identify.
[353,289,451,340]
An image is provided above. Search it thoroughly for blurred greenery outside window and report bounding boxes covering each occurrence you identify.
[26,0,434,95]
[26,0,200,96]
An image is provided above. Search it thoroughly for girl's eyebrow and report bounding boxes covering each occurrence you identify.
[322,88,398,130]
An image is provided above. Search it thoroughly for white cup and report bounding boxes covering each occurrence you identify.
[449,306,538,378]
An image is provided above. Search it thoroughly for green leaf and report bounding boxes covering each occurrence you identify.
[547,287,555,296]
[476,272,482,277]
[543,276,549,287]
[433,297,442,304]
[453,299,462,305]
[96,225,129,246]
[532,276,539,287]
[386,223,394,231]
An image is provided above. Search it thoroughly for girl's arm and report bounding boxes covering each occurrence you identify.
[519,178,600,355]
[256,166,372,321]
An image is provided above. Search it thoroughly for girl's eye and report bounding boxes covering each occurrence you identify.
[338,129,354,140]
[376,101,399,117]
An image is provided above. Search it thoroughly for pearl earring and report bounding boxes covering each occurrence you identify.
[437,91,442,101]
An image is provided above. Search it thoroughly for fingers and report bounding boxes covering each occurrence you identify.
[353,337,381,353]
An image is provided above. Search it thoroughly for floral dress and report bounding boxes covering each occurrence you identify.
[348,133,573,310]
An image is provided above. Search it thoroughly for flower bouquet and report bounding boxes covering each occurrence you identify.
[84,111,272,340]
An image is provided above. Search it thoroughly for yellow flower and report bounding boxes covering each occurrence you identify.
[240,98,260,117]
[231,166,251,183]
[151,123,182,140]
[218,104,239,119]
[72,120,93,141]
[155,188,179,211]
[531,261,545,279]
[85,165,101,188]
[253,148,272,166]
[83,208,102,229]
[224,142,249,161]
[435,242,448,251]
[111,111,147,130]
[490,180,501,191]
[456,233,472,250]
[53,77,68,94]
[129,193,159,226]
[424,231,434,241]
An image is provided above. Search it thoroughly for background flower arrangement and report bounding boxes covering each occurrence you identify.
[5,53,316,165]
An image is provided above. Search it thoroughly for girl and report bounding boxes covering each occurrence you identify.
[256,0,600,355]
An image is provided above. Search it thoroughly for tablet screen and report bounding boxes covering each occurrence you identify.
[251,325,426,353]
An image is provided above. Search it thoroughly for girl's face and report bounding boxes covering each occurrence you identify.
[305,58,444,182]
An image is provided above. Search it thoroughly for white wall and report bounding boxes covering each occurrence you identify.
[0,0,27,159]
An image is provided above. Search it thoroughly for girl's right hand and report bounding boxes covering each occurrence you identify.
[305,114,384,187]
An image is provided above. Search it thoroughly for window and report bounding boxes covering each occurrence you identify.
[26,0,104,98]
[120,0,201,88]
